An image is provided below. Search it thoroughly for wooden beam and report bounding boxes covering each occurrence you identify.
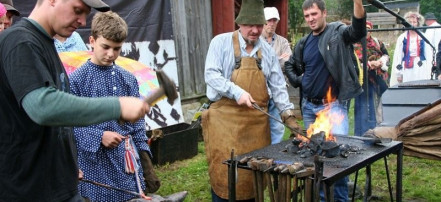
[211,0,235,36]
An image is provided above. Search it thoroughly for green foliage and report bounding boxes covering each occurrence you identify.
[288,0,305,33]
[420,0,441,21]
[325,0,354,20]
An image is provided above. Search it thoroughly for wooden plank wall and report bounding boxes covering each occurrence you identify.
[367,12,397,26]
[170,0,212,101]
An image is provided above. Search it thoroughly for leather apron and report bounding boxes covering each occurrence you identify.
[202,31,270,200]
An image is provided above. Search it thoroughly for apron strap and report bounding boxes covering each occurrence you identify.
[256,49,262,70]
[233,31,241,69]
[232,30,263,70]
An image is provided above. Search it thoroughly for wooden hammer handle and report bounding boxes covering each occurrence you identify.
[144,87,166,106]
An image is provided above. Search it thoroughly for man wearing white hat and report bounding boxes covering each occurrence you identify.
[261,7,293,145]
[261,7,292,71]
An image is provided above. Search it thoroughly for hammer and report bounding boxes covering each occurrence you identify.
[145,69,178,106]
[119,70,178,124]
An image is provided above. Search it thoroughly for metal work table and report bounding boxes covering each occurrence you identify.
[227,136,403,202]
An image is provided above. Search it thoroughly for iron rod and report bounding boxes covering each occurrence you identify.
[80,179,145,199]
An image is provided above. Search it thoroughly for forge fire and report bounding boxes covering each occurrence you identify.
[287,88,360,158]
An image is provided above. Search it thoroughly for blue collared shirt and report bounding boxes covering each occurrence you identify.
[204,31,294,112]
[69,60,150,202]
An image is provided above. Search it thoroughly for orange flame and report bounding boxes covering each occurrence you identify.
[306,88,343,141]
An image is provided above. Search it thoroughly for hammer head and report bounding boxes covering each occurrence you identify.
[156,69,178,105]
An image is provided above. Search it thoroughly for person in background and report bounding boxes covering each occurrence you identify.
[285,0,366,201]
[260,6,293,144]
[0,0,150,201]
[261,7,292,71]
[353,21,389,136]
[424,12,441,66]
[0,3,7,32]
[391,11,432,86]
[0,0,19,29]
[437,41,441,79]
[54,31,88,52]
[203,0,301,201]
[69,11,157,201]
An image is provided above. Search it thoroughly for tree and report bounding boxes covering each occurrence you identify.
[420,0,441,20]
[288,0,305,34]
[325,0,353,21]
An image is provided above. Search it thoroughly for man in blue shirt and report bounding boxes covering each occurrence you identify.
[285,0,366,201]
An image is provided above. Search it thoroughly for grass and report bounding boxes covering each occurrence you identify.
[152,100,441,201]
[153,142,210,202]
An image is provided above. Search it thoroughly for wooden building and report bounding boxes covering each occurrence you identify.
[173,0,290,103]
[211,0,289,38]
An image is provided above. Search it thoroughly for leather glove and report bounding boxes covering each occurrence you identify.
[281,109,302,136]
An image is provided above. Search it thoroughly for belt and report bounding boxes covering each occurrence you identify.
[306,97,327,105]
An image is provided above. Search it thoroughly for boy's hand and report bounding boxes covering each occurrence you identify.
[102,131,124,148]
[78,169,84,180]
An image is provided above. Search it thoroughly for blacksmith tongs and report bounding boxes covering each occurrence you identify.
[251,102,304,136]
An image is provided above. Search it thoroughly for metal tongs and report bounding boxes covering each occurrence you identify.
[251,102,304,136]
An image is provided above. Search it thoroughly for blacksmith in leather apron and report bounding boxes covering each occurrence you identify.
[202,30,271,200]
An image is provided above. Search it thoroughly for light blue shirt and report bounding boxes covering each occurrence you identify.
[54,31,88,53]
[204,31,294,113]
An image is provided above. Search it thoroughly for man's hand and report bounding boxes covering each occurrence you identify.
[237,92,255,108]
[281,109,302,135]
[102,131,124,148]
[119,97,150,123]
[353,0,365,19]
[285,116,302,135]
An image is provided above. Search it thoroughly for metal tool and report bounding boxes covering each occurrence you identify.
[80,179,150,200]
[346,135,392,144]
[145,69,178,106]
[251,102,304,136]
[119,69,178,124]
